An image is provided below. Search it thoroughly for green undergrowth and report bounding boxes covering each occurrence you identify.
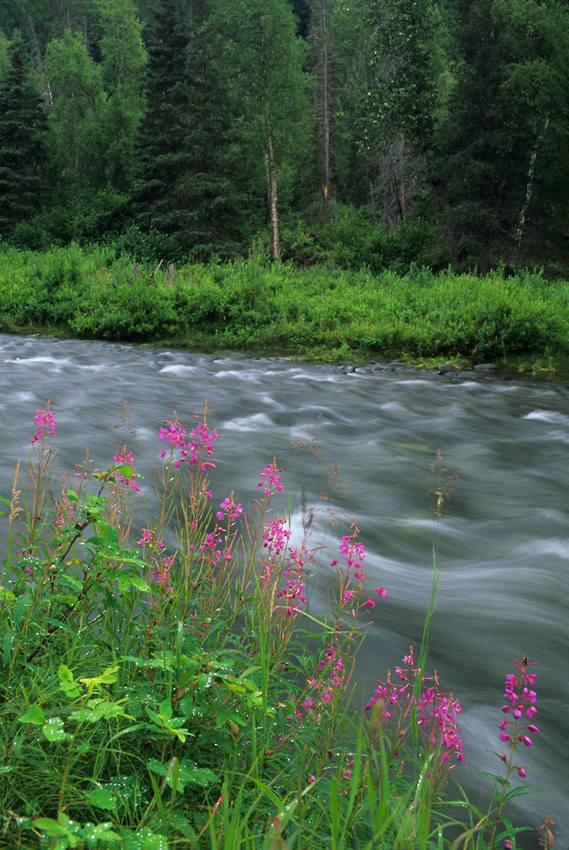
[0,405,550,849]
[0,244,568,369]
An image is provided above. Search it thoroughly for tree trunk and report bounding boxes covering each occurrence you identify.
[512,114,549,265]
[321,0,330,219]
[265,84,280,261]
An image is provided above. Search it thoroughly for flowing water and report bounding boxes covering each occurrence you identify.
[1,333,568,847]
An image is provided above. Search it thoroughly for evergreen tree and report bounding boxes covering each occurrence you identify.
[133,0,244,260]
[175,0,245,259]
[0,34,48,240]
[131,0,193,258]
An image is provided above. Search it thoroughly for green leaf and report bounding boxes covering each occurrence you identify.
[32,817,64,833]
[57,575,83,592]
[88,824,122,842]
[159,698,172,720]
[19,704,45,725]
[121,828,169,850]
[144,707,163,727]
[58,664,74,683]
[2,630,15,664]
[147,759,167,776]
[87,786,117,810]
[127,574,150,591]
[42,717,70,742]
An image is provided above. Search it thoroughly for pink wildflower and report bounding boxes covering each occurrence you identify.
[257,459,284,497]
[112,448,141,491]
[31,402,56,443]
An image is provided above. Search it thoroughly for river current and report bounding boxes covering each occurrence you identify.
[1,333,568,847]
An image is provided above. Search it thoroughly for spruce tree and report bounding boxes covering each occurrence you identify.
[132,0,243,260]
[131,0,190,256]
[0,34,47,240]
[174,0,245,259]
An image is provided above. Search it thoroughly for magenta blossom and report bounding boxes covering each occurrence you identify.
[31,403,56,443]
[496,657,539,785]
[258,459,284,497]
[112,449,141,491]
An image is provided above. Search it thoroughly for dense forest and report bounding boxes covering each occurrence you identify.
[0,0,568,275]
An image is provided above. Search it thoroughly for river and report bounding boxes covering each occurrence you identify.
[1,333,568,848]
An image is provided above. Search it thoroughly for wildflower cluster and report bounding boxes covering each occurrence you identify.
[306,642,346,709]
[498,657,538,779]
[216,494,243,524]
[261,513,291,557]
[137,528,173,593]
[257,458,284,497]
[31,403,56,444]
[200,529,232,566]
[275,544,308,616]
[111,448,141,492]
[332,521,386,614]
[159,409,218,470]
[366,647,464,768]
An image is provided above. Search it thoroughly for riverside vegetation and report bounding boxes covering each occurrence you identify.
[0,402,554,849]
[0,243,568,372]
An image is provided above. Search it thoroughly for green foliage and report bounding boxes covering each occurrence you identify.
[44,29,107,194]
[0,0,567,272]
[441,0,569,271]
[132,0,244,262]
[0,400,541,849]
[0,34,48,239]
[93,0,147,191]
[0,244,568,369]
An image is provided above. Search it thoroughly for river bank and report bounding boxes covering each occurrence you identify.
[1,244,568,375]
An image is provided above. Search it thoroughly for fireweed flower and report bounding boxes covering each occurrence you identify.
[332,520,386,615]
[216,494,243,523]
[275,543,309,616]
[258,459,284,497]
[31,402,56,443]
[261,514,291,556]
[158,409,218,468]
[151,554,174,594]
[497,657,538,780]
[365,648,464,767]
[199,530,223,566]
[138,528,163,549]
[112,448,141,491]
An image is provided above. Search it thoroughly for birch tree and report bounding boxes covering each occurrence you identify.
[219,0,309,259]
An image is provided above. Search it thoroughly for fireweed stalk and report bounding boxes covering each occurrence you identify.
[488,656,540,850]
[26,402,58,545]
[271,522,388,781]
[365,646,464,798]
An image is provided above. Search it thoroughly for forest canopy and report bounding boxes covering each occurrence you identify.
[1,0,568,275]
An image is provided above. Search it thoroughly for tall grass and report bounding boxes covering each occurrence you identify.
[0,245,568,366]
[0,402,551,849]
